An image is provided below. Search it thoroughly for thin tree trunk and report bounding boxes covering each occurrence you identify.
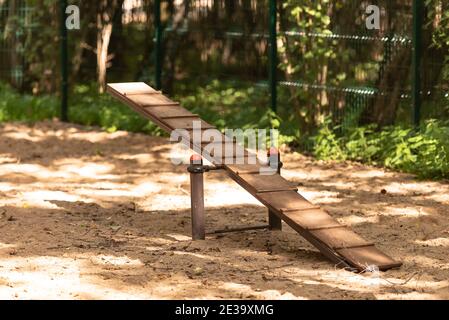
[97,23,113,93]
[96,0,119,93]
[164,0,190,94]
[366,46,411,126]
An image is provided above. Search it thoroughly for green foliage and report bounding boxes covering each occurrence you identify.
[0,83,163,135]
[313,120,347,161]
[175,80,299,145]
[312,120,449,179]
[176,80,272,130]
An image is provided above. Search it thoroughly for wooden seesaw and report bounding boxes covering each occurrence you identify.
[107,82,402,272]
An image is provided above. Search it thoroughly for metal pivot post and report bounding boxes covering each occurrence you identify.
[188,155,206,240]
[268,147,283,231]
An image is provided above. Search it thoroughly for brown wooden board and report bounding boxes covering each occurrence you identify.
[109,82,159,95]
[163,117,215,131]
[172,129,238,165]
[283,209,343,231]
[337,246,402,271]
[202,143,254,161]
[200,141,235,153]
[107,84,174,133]
[107,82,402,272]
[311,227,373,250]
[178,129,228,146]
[127,93,177,107]
[257,191,319,213]
[144,106,197,119]
[237,173,297,193]
[224,163,270,175]
[199,136,234,147]
[209,154,254,166]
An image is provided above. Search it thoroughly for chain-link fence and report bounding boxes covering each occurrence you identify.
[154,0,447,129]
[0,0,34,89]
[0,0,448,130]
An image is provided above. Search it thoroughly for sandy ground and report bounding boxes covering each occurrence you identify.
[0,120,448,300]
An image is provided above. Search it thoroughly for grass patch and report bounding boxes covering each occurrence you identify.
[312,120,449,179]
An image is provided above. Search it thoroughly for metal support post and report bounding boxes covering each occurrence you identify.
[267,147,283,231]
[188,155,206,240]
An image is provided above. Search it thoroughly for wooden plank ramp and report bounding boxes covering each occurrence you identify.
[107,82,402,272]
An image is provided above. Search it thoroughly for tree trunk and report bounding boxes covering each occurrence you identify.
[6,0,19,88]
[164,0,190,94]
[365,46,411,126]
[96,0,119,93]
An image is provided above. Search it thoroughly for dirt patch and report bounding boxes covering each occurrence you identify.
[0,120,448,300]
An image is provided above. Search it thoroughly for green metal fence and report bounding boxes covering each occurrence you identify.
[152,0,447,129]
[278,0,416,128]
[1,0,448,130]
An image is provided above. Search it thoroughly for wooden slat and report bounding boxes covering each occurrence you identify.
[163,118,215,131]
[311,227,373,250]
[257,191,319,213]
[201,142,254,160]
[209,153,255,166]
[180,129,228,145]
[108,82,158,95]
[337,246,402,271]
[125,91,162,96]
[161,114,200,119]
[283,209,343,231]
[238,174,297,193]
[144,106,196,119]
[144,102,181,107]
[225,163,267,175]
[126,93,176,107]
[200,134,234,145]
[174,129,237,164]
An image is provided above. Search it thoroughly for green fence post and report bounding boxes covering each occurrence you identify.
[154,0,162,90]
[269,0,277,113]
[59,0,68,122]
[412,0,423,127]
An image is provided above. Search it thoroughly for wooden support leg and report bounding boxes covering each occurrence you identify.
[267,147,283,231]
[189,155,206,240]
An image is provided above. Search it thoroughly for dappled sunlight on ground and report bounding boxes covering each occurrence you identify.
[381,206,428,217]
[0,121,449,299]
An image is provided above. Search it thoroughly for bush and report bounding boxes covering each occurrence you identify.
[0,83,164,136]
[0,83,58,122]
[312,120,449,179]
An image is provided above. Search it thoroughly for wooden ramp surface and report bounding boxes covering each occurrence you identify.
[107,82,402,272]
